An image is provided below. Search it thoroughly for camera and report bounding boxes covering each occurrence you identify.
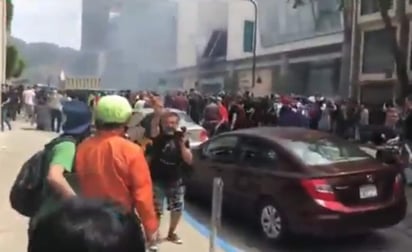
[174,126,187,138]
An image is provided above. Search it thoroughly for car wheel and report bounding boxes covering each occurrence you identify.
[258,200,288,242]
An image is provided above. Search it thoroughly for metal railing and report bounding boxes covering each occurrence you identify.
[209,177,224,252]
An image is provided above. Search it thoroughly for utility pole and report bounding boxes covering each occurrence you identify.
[0,0,7,123]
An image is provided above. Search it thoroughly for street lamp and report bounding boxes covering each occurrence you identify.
[247,0,257,88]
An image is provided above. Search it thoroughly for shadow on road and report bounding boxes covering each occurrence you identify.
[185,197,402,252]
[20,127,37,131]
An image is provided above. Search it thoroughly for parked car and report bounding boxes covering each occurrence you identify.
[127,108,208,148]
[186,127,407,242]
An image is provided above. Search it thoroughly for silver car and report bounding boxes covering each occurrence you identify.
[127,108,208,148]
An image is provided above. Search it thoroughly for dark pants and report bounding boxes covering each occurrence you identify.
[8,103,18,121]
[50,109,62,133]
[1,108,12,131]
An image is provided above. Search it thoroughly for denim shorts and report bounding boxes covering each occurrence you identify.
[153,180,185,216]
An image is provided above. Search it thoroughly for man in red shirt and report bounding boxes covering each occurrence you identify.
[217,97,228,123]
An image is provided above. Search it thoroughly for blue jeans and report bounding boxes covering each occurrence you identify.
[1,108,11,131]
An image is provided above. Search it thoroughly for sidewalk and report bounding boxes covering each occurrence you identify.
[0,122,224,252]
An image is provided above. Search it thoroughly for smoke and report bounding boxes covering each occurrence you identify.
[98,0,178,89]
[97,0,230,90]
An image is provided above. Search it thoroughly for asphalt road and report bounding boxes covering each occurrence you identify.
[185,191,412,252]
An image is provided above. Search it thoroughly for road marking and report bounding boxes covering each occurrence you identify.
[183,211,241,252]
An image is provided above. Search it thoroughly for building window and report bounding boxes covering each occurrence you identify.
[243,20,254,53]
[362,28,395,74]
[259,0,341,48]
[360,0,393,15]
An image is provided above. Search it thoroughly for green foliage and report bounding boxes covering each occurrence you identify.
[5,1,26,79]
[6,45,25,79]
[6,0,13,31]
[13,59,25,78]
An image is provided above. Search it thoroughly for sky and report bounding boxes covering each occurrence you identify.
[11,0,82,49]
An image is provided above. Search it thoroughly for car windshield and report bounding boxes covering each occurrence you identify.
[281,137,371,166]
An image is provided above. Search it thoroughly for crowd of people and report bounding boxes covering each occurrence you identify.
[4,83,412,252]
[129,89,412,144]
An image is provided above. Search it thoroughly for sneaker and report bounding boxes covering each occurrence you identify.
[148,244,158,252]
[167,233,183,244]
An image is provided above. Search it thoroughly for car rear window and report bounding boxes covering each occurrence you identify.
[177,112,194,123]
[281,137,371,166]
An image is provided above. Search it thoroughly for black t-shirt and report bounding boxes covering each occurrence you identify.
[403,112,412,141]
[149,134,190,183]
[1,91,9,108]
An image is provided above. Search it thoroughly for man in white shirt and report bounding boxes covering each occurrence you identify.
[48,90,64,132]
[22,86,36,123]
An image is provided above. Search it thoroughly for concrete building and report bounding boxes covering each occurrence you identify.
[174,0,228,92]
[168,0,344,97]
[354,0,412,104]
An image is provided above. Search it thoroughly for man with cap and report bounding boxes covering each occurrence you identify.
[74,95,158,246]
[29,99,92,231]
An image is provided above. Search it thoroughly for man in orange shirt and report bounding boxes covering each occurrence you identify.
[75,95,158,246]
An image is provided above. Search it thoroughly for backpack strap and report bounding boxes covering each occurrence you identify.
[44,135,75,150]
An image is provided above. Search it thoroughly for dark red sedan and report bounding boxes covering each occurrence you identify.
[186,127,407,242]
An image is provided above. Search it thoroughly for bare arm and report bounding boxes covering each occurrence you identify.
[129,146,158,238]
[150,113,161,138]
[180,141,193,165]
[47,166,76,199]
[46,142,76,199]
[149,96,163,138]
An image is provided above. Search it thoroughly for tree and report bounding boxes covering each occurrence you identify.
[292,0,354,97]
[6,45,25,79]
[6,0,13,31]
[377,0,409,98]
[5,0,26,79]
[293,0,410,99]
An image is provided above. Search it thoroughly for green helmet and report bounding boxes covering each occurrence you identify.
[95,95,132,124]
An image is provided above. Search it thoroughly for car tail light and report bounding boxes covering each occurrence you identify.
[301,179,336,202]
[393,173,403,194]
[200,130,208,142]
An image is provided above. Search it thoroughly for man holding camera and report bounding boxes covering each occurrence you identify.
[148,96,193,246]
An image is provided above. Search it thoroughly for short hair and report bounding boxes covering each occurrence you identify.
[161,110,180,122]
[28,197,146,252]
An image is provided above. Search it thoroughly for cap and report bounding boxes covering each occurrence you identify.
[62,100,92,135]
[95,95,132,124]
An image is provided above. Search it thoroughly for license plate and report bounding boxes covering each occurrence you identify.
[359,184,378,199]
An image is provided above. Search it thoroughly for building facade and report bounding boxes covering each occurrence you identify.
[168,0,344,97]
[354,0,412,104]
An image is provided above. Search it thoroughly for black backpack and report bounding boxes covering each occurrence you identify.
[9,136,75,217]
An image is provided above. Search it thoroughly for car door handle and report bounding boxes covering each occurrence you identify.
[210,166,223,172]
